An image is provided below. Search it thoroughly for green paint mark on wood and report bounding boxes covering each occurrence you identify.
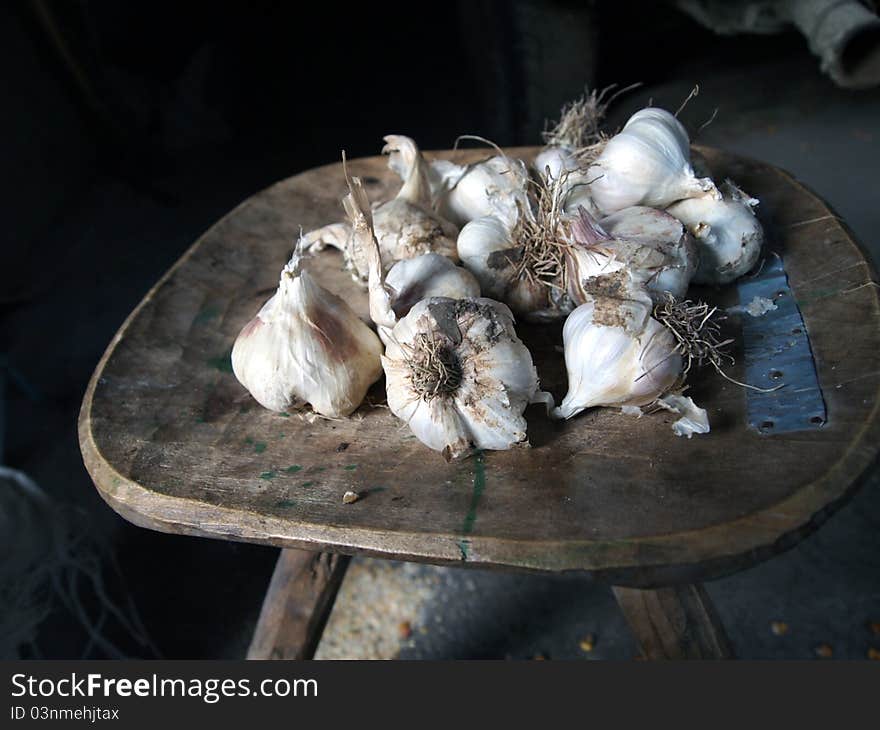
[460,450,486,538]
[245,436,254,445]
[283,465,303,474]
[301,481,314,487]
[274,499,296,509]
[259,471,276,480]
[207,349,234,373]
[343,464,358,471]
[279,412,291,418]
[193,304,221,326]
[457,539,470,560]
[253,441,267,454]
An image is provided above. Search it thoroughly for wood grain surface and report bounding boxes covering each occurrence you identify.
[78,145,880,587]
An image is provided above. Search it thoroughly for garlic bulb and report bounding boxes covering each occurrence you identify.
[534,146,581,183]
[385,253,481,321]
[552,281,682,420]
[666,180,763,285]
[457,174,584,321]
[534,155,600,218]
[457,214,530,306]
[567,206,697,304]
[231,249,383,417]
[431,154,532,229]
[304,136,459,283]
[383,296,544,460]
[587,107,718,214]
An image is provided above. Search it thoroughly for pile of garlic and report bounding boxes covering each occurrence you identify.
[231,92,763,459]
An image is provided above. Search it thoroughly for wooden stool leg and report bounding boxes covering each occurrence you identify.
[247,549,350,660]
[612,584,734,660]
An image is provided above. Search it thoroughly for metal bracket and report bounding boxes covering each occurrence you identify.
[736,257,827,435]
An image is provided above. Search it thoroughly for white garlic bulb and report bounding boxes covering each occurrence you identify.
[383,296,544,460]
[534,146,580,182]
[457,173,587,321]
[457,214,524,301]
[385,253,481,321]
[431,154,532,230]
[567,206,697,304]
[304,136,459,283]
[666,180,763,285]
[231,250,384,417]
[587,107,718,214]
[552,282,682,420]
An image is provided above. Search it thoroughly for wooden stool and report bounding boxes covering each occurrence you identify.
[79,147,880,660]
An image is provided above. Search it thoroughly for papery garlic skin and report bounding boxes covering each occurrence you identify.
[383,297,542,459]
[385,253,481,321]
[587,107,718,214]
[231,254,383,417]
[552,290,682,420]
[431,155,531,230]
[656,394,710,438]
[304,136,459,283]
[666,180,763,285]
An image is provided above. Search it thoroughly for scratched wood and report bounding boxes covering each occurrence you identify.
[78,145,880,587]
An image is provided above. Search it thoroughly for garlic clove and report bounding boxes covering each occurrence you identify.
[666,179,763,285]
[231,250,384,417]
[586,107,719,214]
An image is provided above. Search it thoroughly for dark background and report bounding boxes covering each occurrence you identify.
[2,0,879,659]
